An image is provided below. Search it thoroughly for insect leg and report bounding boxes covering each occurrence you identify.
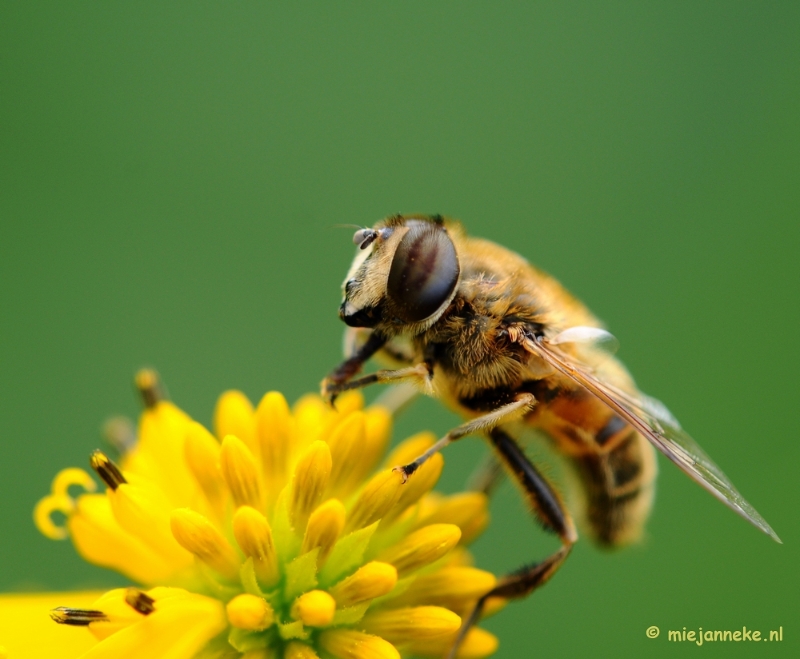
[372,382,420,416]
[466,453,505,496]
[395,394,536,481]
[322,362,433,404]
[321,331,387,398]
[447,427,577,659]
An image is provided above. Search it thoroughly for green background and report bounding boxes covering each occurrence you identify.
[2,3,798,657]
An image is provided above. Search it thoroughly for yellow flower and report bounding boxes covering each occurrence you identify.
[21,371,500,659]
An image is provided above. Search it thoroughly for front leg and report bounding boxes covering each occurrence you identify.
[321,331,387,400]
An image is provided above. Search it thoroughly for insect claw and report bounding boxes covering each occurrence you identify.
[392,464,413,484]
[320,378,339,408]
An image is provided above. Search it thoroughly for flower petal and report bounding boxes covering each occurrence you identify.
[79,590,226,659]
[0,592,100,658]
[318,629,399,659]
[68,495,183,585]
[123,402,198,508]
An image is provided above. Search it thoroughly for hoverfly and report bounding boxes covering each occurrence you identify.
[322,214,780,656]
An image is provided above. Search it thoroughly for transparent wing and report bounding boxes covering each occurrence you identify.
[549,326,619,369]
[550,325,620,354]
[523,332,781,543]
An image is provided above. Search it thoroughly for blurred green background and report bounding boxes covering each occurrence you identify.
[1,2,798,657]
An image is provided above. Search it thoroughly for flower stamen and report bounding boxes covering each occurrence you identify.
[220,435,263,509]
[329,561,397,607]
[285,641,321,659]
[124,588,155,615]
[301,499,345,561]
[184,422,225,507]
[170,508,240,580]
[361,606,462,643]
[89,450,127,491]
[226,593,275,631]
[319,629,399,659]
[49,607,108,626]
[377,524,462,576]
[134,368,164,408]
[344,469,404,533]
[102,416,137,454]
[290,440,332,529]
[232,505,279,588]
[291,590,336,627]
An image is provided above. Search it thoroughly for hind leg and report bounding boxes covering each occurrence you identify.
[448,427,577,659]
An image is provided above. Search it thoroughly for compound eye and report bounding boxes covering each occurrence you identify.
[387,223,460,323]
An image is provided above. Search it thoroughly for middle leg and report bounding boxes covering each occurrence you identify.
[394,393,536,481]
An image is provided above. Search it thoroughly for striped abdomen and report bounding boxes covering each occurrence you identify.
[534,385,658,547]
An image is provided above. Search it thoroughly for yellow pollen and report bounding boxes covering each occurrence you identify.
[290,440,332,529]
[226,593,275,631]
[291,590,336,627]
[361,606,461,642]
[170,508,240,580]
[301,499,345,561]
[232,505,279,588]
[329,561,398,607]
[377,524,462,576]
[220,434,263,509]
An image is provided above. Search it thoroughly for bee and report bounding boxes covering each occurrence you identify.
[322,214,780,656]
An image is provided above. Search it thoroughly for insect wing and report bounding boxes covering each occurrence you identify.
[549,326,619,369]
[550,326,620,355]
[524,335,781,543]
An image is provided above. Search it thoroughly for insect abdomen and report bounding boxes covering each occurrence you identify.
[537,385,658,547]
[573,424,657,546]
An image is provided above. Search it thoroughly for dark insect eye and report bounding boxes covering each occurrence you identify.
[387,222,460,322]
